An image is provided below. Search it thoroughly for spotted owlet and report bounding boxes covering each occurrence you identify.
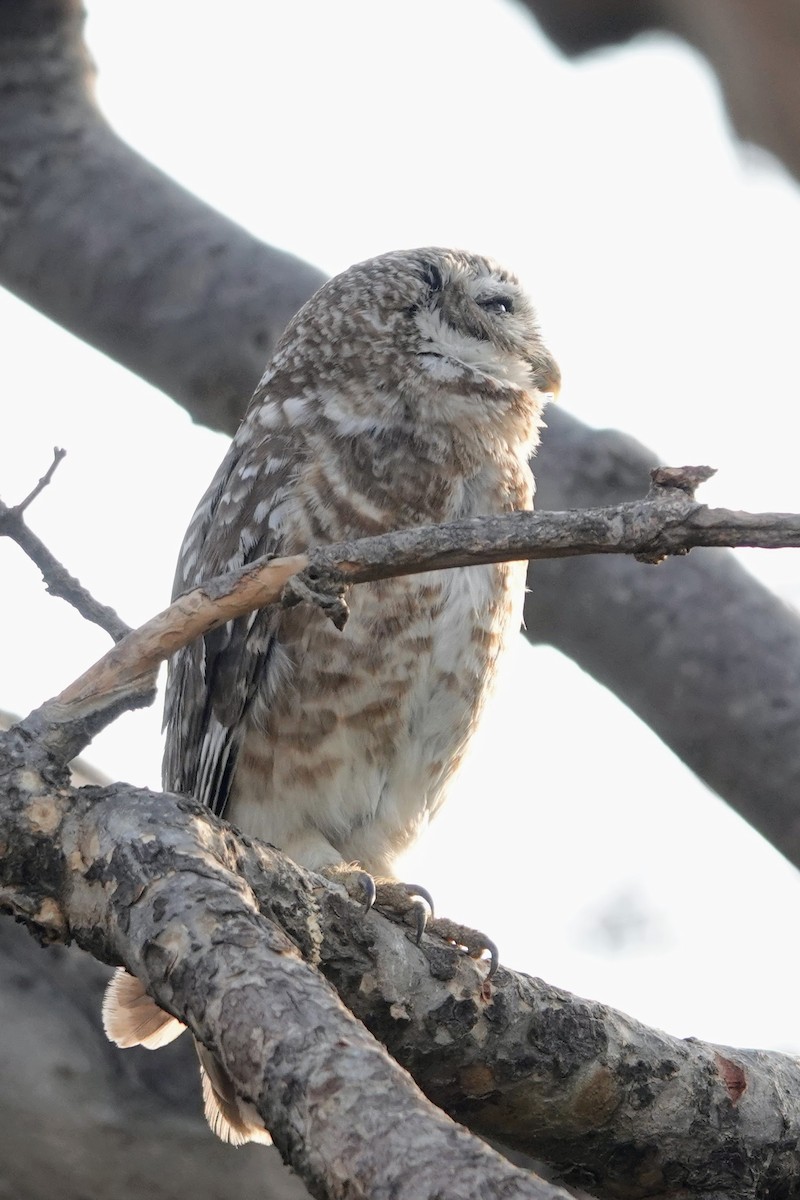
[103,247,560,1144]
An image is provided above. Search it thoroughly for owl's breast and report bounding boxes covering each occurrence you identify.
[321,554,524,871]
[230,451,531,873]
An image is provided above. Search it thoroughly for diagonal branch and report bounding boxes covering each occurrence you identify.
[526,418,800,875]
[20,464,800,767]
[0,736,571,1200]
[519,0,800,185]
[0,0,325,432]
[1,740,798,1200]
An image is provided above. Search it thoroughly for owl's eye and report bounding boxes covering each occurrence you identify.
[478,295,514,315]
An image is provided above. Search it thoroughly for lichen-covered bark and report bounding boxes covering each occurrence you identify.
[0,708,298,1199]
[0,918,298,1200]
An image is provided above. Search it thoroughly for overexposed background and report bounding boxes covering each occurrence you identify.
[2,0,799,1052]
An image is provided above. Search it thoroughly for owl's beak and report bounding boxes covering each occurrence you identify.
[544,372,561,402]
[532,353,561,400]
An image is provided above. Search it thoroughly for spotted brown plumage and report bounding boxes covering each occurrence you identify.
[103,247,560,1144]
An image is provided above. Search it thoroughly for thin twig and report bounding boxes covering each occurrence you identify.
[0,456,131,644]
[12,446,67,515]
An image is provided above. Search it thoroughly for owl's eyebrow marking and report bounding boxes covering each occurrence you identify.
[420,261,443,293]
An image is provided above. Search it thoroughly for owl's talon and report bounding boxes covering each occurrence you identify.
[412,902,428,946]
[358,871,377,915]
[320,864,377,914]
[363,879,436,942]
[483,937,500,979]
[281,570,349,631]
[426,915,500,977]
[404,883,435,921]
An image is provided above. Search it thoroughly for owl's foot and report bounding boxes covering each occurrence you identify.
[321,865,434,941]
[281,567,349,631]
[426,915,499,978]
[372,879,435,944]
[320,867,496,975]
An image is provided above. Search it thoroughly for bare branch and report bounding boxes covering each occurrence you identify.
[12,446,67,515]
[26,469,800,765]
[0,709,109,787]
[53,553,310,714]
[0,919,293,1200]
[0,741,570,1200]
[1,741,797,1199]
[0,457,131,644]
[527,416,800,875]
[519,0,800,185]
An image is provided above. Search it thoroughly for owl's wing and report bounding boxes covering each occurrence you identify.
[162,422,301,817]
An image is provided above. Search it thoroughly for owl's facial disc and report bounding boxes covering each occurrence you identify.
[409,255,546,391]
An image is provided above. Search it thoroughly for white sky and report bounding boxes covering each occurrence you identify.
[2,0,800,1053]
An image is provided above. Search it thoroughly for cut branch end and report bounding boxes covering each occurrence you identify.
[649,464,717,498]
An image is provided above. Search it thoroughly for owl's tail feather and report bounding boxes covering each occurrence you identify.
[103,967,272,1146]
[196,1042,273,1146]
[102,967,186,1050]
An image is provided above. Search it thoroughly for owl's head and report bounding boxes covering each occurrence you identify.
[260,247,559,457]
[391,248,559,398]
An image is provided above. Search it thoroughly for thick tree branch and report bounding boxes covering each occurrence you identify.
[0,711,291,1200]
[0,737,569,1200]
[0,922,303,1200]
[1,745,797,1200]
[520,0,800,185]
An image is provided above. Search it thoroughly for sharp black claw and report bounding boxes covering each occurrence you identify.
[413,902,428,945]
[358,871,376,914]
[405,883,435,921]
[484,937,500,979]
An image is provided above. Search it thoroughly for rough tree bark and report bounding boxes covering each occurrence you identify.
[5,762,800,1200]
